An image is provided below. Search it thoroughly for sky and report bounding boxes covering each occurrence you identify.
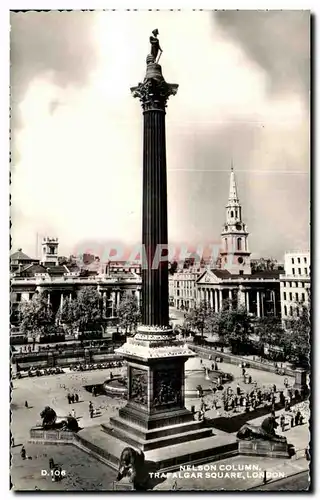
[10,10,310,261]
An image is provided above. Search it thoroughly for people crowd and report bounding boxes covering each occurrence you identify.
[194,360,307,426]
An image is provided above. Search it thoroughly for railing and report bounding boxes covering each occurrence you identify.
[189,344,296,377]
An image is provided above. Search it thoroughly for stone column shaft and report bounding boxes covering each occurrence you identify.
[141,106,169,327]
[256,290,261,318]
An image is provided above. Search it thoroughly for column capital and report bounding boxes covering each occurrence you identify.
[131,63,178,111]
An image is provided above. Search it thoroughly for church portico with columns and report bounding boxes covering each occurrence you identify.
[196,269,281,318]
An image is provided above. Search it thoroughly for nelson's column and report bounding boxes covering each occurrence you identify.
[102,31,226,472]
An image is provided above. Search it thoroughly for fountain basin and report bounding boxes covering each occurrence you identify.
[103,377,127,398]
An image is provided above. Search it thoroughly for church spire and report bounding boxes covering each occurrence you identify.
[220,164,251,275]
[228,162,239,205]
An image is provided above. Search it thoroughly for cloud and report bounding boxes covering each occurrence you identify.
[10,11,310,260]
[10,11,99,161]
[215,10,310,103]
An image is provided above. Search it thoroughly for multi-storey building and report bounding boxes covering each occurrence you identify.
[280,252,310,327]
[169,270,201,311]
[10,238,142,325]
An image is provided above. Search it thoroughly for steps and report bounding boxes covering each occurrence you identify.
[103,420,213,451]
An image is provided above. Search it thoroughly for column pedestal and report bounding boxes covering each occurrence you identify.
[102,326,212,453]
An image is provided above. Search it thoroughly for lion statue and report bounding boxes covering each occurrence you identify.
[237,415,287,443]
[40,406,57,429]
[117,447,145,488]
[40,407,79,432]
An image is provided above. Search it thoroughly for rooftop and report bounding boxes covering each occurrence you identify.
[10,250,34,261]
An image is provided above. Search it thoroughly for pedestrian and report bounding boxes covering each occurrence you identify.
[295,411,301,426]
[75,393,79,403]
[236,384,241,396]
[49,458,55,470]
[290,413,295,428]
[279,391,285,406]
[71,409,76,419]
[67,394,71,404]
[200,398,205,413]
[25,401,28,408]
[273,384,277,393]
[110,372,113,380]
[90,408,94,418]
[305,448,311,461]
[280,414,286,432]
[70,394,74,404]
[20,445,26,460]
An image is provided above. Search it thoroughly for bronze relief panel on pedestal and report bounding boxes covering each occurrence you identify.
[129,367,148,406]
[152,368,182,408]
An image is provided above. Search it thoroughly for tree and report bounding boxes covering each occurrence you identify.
[56,298,77,329]
[117,294,141,334]
[251,257,278,272]
[71,287,103,332]
[214,306,251,353]
[255,316,284,350]
[184,300,213,339]
[281,302,310,368]
[19,293,54,338]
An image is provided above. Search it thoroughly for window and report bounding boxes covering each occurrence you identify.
[289,306,293,316]
[291,258,294,264]
[304,257,307,263]
[239,270,244,275]
[301,282,305,288]
[295,293,299,301]
[225,238,228,250]
[297,257,300,264]
[289,292,292,301]
[292,268,295,275]
[284,305,287,316]
[298,268,301,275]
[16,293,21,302]
[304,268,308,274]
[230,210,234,218]
[302,293,305,302]
[237,238,242,251]
[283,292,286,300]
[296,307,300,317]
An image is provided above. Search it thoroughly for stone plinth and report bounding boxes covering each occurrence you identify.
[238,439,291,459]
[293,368,308,392]
[113,479,135,491]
